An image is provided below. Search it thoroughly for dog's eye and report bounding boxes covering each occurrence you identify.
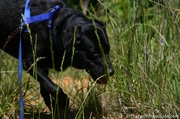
[90,49,99,58]
[93,53,99,58]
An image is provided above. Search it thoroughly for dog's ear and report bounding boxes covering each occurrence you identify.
[87,22,110,51]
[62,26,82,51]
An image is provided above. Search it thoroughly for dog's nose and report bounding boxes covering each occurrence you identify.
[108,68,114,76]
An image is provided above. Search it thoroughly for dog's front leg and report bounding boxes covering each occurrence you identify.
[37,68,69,114]
[23,61,69,115]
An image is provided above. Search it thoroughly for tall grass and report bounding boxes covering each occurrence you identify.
[0,0,180,118]
[103,0,180,117]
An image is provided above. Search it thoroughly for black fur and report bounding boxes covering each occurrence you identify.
[0,0,114,115]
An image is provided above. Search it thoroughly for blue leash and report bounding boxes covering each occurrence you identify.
[18,0,30,118]
[18,0,60,118]
[18,25,24,119]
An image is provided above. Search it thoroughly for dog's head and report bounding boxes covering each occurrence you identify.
[62,20,114,84]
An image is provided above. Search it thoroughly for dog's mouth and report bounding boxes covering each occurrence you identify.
[87,68,113,84]
[94,75,109,84]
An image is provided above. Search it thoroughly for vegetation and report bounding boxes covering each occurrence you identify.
[0,0,179,118]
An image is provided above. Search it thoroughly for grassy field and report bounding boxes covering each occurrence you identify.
[0,0,180,118]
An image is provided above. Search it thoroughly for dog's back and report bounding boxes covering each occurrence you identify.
[0,0,63,57]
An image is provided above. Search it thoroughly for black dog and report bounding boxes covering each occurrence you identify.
[0,0,114,115]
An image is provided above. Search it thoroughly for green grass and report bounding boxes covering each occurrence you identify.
[104,0,180,117]
[0,0,180,118]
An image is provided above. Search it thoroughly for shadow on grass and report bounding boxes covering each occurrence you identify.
[24,108,101,119]
[24,110,77,119]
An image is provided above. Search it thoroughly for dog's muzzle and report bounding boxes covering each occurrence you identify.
[96,67,114,84]
[85,56,114,84]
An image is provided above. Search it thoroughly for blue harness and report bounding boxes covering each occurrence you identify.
[18,0,60,118]
[22,0,61,28]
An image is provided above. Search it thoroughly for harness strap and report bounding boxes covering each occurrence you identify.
[24,0,30,18]
[23,0,60,25]
[23,5,60,24]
